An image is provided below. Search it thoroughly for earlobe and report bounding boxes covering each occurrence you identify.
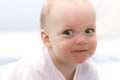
[40,29,51,48]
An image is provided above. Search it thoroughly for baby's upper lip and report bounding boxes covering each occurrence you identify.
[72,49,89,52]
[72,47,89,52]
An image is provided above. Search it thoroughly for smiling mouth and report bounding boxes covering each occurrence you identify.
[72,49,89,53]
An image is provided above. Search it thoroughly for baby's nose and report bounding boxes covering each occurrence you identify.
[75,35,87,45]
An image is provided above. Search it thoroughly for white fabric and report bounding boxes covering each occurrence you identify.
[0,46,100,80]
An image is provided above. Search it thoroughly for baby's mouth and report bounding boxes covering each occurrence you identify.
[72,49,89,53]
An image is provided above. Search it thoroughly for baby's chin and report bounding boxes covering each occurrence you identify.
[73,56,90,64]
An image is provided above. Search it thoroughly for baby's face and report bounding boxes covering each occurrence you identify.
[44,0,96,64]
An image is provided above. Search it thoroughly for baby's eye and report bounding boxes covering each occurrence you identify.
[63,30,73,35]
[85,28,95,34]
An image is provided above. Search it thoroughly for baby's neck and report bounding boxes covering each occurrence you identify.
[49,49,77,80]
[52,58,77,80]
[57,63,76,80]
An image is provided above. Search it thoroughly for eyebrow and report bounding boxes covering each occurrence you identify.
[87,24,96,28]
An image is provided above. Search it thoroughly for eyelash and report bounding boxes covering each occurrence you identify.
[63,28,95,36]
[85,28,95,34]
[63,29,73,35]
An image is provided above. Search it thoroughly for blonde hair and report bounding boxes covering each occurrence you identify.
[40,0,88,29]
[40,0,53,29]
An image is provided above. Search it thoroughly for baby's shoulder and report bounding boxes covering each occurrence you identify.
[80,59,97,72]
[0,54,45,80]
[82,59,96,67]
[76,59,100,80]
[0,61,19,80]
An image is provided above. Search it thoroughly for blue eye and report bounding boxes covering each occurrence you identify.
[85,28,94,34]
[64,30,73,35]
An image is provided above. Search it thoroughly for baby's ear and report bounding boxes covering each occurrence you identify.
[40,29,51,48]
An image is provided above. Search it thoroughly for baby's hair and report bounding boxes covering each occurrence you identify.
[40,0,87,29]
[40,0,52,29]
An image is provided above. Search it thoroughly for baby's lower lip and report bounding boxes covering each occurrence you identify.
[72,50,89,53]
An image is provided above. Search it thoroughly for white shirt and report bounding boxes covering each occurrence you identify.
[0,46,100,80]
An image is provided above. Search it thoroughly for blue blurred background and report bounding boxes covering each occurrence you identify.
[0,0,43,32]
[0,0,120,80]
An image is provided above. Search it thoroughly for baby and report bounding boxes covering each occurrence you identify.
[40,0,99,80]
[0,0,99,80]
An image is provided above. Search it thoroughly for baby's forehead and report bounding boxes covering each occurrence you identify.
[51,0,86,10]
[48,0,94,25]
[49,0,91,18]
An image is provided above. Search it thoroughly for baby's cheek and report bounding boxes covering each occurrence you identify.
[58,42,69,52]
[88,38,97,53]
[90,42,97,54]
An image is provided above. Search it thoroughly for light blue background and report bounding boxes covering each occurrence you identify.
[0,0,45,32]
